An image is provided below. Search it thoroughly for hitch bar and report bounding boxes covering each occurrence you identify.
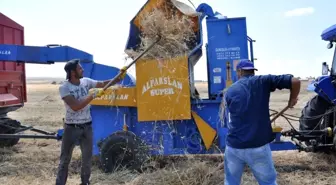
[0,134,59,140]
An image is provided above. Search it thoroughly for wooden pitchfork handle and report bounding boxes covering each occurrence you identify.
[270,106,290,123]
[102,35,161,91]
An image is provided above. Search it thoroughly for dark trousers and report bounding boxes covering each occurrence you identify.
[56,122,93,185]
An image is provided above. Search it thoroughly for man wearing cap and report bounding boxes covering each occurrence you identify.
[223,59,301,185]
[56,59,127,185]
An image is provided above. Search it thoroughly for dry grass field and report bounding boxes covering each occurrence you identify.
[0,79,336,185]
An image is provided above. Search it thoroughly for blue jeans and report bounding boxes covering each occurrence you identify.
[224,143,277,185]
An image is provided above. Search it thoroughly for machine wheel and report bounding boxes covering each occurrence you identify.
[299,95,334,131]
[99,131,149,173]
[0,118,21,147]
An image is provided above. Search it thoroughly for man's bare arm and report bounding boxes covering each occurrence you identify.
[288,77,301,107]
[290,78,300,98]
[63,95,94,111]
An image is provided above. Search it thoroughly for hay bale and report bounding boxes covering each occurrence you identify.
[126,6,198,60]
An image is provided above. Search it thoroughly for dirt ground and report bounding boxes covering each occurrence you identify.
[1,80,336,185]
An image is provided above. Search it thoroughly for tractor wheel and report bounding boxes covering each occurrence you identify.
[99,131,149,173]
[299,95,334,131]
[0,118,21,147]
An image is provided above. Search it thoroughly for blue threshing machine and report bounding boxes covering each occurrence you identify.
[1,0,336,173]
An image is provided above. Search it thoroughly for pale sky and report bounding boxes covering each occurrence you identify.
[1,0,336,80]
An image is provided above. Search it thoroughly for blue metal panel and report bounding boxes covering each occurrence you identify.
[196,3,228,21]
[125,23,141,52]
[0,44,18,61]
[90,106,132,155]
[310,76,336,104]
[196,3,215,18]
[0,44,93,63]
[129,120,179,155]
[270,142,298,151]
[321,24,336,41]
[191,101,221,130]
[130,121,164,155]
[79,61,94,78]
[85,62,136,87]
[191,101,224,152]
[191,99,226,150]
[130,117,224,155]
[206,17,249,98]
[307,81,316,92]
[46,46,93,62]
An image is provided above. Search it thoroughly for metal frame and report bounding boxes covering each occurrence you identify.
[0,122,60,140]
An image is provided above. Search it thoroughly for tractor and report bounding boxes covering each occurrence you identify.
[293,24,336,153]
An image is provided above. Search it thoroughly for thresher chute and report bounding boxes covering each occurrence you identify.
[89,0,258,172]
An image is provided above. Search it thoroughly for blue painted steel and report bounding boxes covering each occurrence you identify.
[191,101,224,153]
[307,75,336,104]
[90,107,135,155]
[87,62,136,87]
[125,22,141,52]
[270,142,298,151]
[133,120,223,155]
[307,80,317,92]
[196,3,215,20]
[206,17,249,99]
[321,24,336,41]
[0,44,93,63]
[271,132,297,150]
[196,3,228,21]
[56,130,64,140]
[80,62,94,79]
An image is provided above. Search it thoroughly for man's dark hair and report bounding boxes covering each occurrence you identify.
[64,59,80,80]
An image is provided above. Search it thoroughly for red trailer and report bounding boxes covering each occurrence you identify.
[0,13,59,147]
[0,12,94,146]
[0,12,26,117]
[0,12,27,147]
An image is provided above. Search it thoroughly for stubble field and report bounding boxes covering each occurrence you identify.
[0,79,336,185]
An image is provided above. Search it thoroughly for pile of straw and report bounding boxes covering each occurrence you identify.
[126,7,197,60]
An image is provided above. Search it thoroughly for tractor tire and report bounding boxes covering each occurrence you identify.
[99,131,149,173]
[299,95,334,131]
[0,118,21,147]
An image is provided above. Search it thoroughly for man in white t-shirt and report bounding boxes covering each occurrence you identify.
[56,59,127,185]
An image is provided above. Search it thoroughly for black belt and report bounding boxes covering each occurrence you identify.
[66,122,92,129]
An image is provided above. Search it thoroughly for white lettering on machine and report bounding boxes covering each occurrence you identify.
[0,50,11,55]
[142,76,183,96]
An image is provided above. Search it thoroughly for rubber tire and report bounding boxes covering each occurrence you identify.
[299,95,333,131]
[99,131,149,173]
[0,118,21,147]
